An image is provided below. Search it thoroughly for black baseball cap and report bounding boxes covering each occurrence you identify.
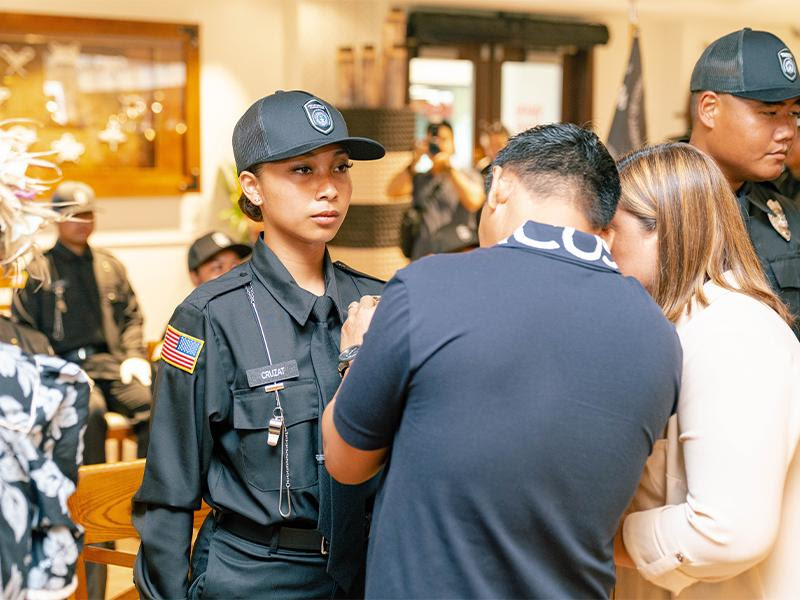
[690,28,800,102]
[232,90,385,173]
[188,231,251,271]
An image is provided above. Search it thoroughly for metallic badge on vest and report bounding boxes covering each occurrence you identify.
[304,99,334,134]
[778,48,797,82]
[767,199,792,242]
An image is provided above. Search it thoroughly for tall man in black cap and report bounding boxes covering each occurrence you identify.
[13,181,153,461]
[689,28,800,333]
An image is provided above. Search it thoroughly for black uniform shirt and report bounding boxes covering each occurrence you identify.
[736,181,800,336]
[132,239,383,600]
[48,242,106,354]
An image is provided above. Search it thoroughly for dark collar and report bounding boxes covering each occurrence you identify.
[499,220,619,273]
[51,241,93,262]
[247,236,345,326]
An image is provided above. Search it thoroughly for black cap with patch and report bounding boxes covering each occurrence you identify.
[188,231,252,271]
[690,28,800,102]
[232,90,385,173]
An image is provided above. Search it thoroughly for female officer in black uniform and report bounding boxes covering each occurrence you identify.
[132,90,385,599]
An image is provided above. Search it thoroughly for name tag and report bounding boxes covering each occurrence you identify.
[246,360,299,388]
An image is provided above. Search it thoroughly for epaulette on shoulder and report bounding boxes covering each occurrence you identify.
[333,260,385,284]
[185,266,252,309]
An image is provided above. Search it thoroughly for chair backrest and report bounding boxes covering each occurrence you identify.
[68,459,211,600]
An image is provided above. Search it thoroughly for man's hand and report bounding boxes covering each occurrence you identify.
[340,295,379,351]
[120,357,152,386]
[431,151,453,175]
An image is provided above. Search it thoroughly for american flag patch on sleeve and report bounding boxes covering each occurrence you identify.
[161,325,205,374]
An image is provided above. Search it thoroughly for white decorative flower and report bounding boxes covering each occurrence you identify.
[0,453,26,482]
[57,476,75,514]
[42,526,78,577]
[26,564,48,591]
[29,460,62,497]
[50,133,85,164]
[1,484,28,542]
[49,387,76,440]
[0,395,26,429]
[36,385,64,422]
[3,563,26,600]
[75,424,86,466]
[15,358,39,399]
[0,349,18,378]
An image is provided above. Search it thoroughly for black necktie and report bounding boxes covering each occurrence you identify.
[310,295,364,593]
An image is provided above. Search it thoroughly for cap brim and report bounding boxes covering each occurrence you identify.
[732,87,800,102]
[249,136,385,167]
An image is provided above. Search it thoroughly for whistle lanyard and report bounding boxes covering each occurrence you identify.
[245,284,292,518]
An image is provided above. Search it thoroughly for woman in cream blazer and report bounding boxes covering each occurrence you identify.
[609,143,800,599]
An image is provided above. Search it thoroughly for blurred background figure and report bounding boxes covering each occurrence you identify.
[388,120,484,260]
[13,181,152,466]
[187,231,252,286]
[475,120,510,177]
[150,231,251,364]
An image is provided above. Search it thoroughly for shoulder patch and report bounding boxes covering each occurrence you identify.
[333,261,385,284]
[161,325,204,374]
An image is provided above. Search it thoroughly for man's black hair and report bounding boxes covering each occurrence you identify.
[487,123,621,229]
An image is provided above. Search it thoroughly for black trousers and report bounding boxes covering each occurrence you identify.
[188,517,345,600]
[82,376,151,599]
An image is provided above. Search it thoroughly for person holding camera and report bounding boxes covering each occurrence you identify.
[387,120,484,259]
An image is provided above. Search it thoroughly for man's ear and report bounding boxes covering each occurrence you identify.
[189,269,201,287]
[695,91,719,130]
[486,165,510,210]
[598,227,616,249]
[239,171,264,206]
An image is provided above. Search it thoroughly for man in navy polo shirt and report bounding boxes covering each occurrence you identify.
[322,124,681,598]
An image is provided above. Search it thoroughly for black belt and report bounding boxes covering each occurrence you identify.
[61,345,108,364]
[216,513,328,554]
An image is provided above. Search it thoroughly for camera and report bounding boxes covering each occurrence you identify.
[428,124,441,156]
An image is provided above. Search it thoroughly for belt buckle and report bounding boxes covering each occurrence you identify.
[321,536,329,555]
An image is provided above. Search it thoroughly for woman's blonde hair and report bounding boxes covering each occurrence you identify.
[617,142,793,326]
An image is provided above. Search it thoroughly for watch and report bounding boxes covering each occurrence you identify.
[337,345,360,376]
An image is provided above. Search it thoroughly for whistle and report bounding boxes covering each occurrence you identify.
[267,415,283,447]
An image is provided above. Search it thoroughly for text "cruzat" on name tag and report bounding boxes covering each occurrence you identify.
[246,360,300,388]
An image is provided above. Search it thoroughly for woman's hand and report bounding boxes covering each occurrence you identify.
[614,529,635,569]
[340,295,380,351]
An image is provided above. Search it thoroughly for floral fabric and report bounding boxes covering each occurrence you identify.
[0,342,89,600]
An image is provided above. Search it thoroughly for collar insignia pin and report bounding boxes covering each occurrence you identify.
[767,199,792,242]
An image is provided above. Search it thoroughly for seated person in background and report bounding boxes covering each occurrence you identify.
[387,120,485,259]
[150,231,251,363]
[13,181,152,466]
[612,143,800,599]
[323,124,681,599]
[187,231,252,286]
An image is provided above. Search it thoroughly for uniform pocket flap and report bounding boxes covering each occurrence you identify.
[233,381,318,430]
[770,255,800,289]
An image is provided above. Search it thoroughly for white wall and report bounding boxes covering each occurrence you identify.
[4,0,800,340]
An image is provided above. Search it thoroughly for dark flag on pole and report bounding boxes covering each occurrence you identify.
[607,32,647,159]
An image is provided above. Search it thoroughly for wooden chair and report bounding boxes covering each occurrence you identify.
[104,412,137,462]
[68,459,211,600]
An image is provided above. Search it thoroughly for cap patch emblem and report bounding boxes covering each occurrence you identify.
[211,232,231,247]
[778,48,797,82]
[303,99,334,134]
